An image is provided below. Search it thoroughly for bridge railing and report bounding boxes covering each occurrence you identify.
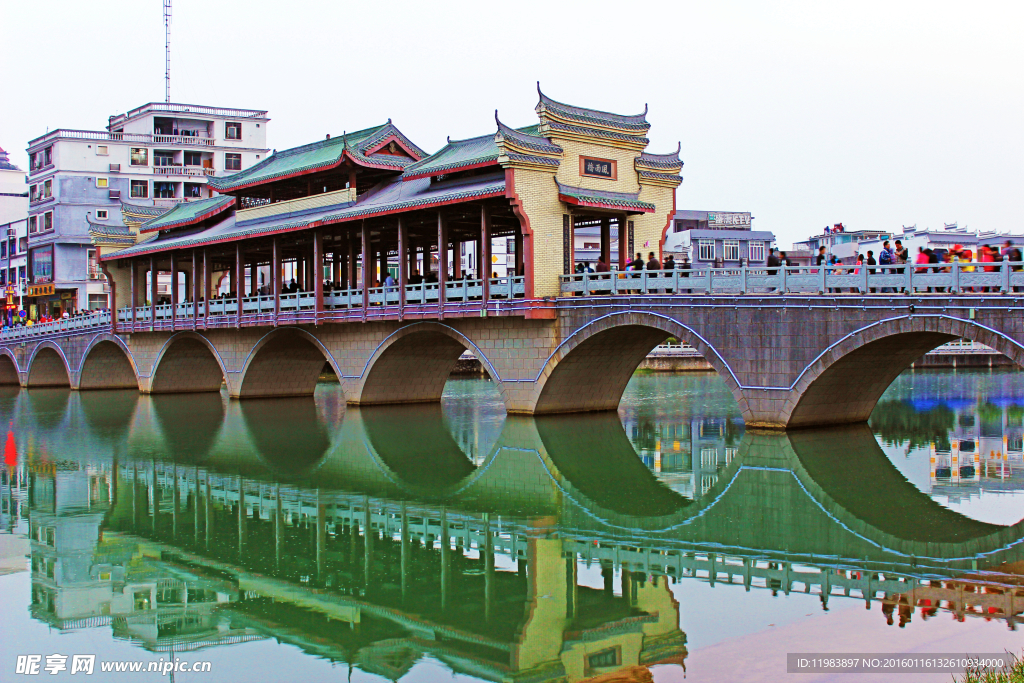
[560,262,1024,296]
[0,309,111,340]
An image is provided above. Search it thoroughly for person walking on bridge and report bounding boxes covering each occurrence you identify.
[646,252,661,293]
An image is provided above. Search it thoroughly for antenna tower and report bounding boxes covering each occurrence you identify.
[163,0,172,102]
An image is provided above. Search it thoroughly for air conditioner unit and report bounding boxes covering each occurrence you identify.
[108,189,121,199]
[109,163,121,173]
[6,229,16,237]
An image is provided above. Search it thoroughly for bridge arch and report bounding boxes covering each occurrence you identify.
[785,315,1024,428]
[236,327,340,399]
[0,348,19,385]
[26,342,71,388]
[530,312,743,415]
[353,322,504,406]
[148,332,227,394]
[78,335,139,390]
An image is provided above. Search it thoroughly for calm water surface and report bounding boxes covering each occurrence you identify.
[1,369,1022,682]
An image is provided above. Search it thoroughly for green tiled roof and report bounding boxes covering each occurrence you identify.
[140,195,235,233]
[120,201,169,218]
[537,84,650,132]
[208,122,427,192]
[87,217,136,246]
[636,144,683,170]
[404,117,561,180]
[403,133,499,179]
[555,180,655,213]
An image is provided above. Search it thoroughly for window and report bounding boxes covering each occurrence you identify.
[723,239,739,261]
[43,179,52,198]
[184,183,202,198]
[700,448,718,468]
[19,238,27,253]
[42,212,53,232]
[18,266,25,283]
[698,239,715,261]
[95,209,108,220]
[153,182,175,199]
[184,151,202,166]
[1,242,6,258]
[96,177,108,188]
[154,151,175,167]
[0,271,5,286]
[224,153,242,171]
[583,242,599,249]
[588,648,620,670]
[87,249,100,279]
[88,294,107,310]
[28,216,37,235]
[225,122,242,140]
[96,145,108,155]
[130,148,149,166]
[748,241,765,262]
[9,238,16,255]
[29,184,38,201]
[44,147,52,166]
[130,180,149,198]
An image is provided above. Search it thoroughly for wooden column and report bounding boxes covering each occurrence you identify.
[600,217,611,268]
[332,242,342,287]
[170,252,177,328]
[313,229,324,322]
[618,215,628,270]
[437,212,447,316]
[481,205,491,302]
[235,244,243,328]
[361,220,370,319]
[130,258,137,328]
[191,250,198,326]
[453,237,462,278]
[347,232,358,290]
[397,217,407,310]
[149,256,156,330]
[515,226,524,277]
[201,249,209,323]
[272,237,280,325]
[250,259,258,296]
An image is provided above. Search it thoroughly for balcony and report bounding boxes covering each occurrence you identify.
[28,129,218,149]
[108,102,268,128]
[153,165,214,177]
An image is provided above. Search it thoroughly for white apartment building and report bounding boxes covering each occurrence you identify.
[24,102,269,317]
[0,147,29,308]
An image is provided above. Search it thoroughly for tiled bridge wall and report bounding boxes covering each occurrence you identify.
[1,296,1021,428]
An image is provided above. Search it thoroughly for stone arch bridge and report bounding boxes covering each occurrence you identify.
[1,295,1021,428]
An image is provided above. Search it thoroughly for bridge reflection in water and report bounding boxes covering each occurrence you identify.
[3,385,1024,682]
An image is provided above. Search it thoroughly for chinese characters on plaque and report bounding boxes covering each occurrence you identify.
[581,157,615,179]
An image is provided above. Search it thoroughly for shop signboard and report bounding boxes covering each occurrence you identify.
[30,245,54,284]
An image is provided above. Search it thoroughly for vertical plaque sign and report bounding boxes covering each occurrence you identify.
[628,221,635,256]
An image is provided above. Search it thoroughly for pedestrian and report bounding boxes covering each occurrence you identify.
[595,255,610,273]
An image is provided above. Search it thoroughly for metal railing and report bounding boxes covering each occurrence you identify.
[560,262,1024,296]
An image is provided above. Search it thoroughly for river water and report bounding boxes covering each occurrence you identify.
[1,369,1022,682]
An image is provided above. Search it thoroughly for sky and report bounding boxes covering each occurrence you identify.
[1,0,1021,247]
